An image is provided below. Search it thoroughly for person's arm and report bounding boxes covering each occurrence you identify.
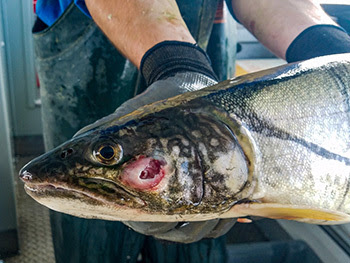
[230,0,338,60]
[84,0,195,68]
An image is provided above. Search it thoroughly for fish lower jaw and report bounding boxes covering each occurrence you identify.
[25,191,248,222]
[24,182,68,194]
[23,180,145,210]
[23,183,248,222]
[23,182,100,206]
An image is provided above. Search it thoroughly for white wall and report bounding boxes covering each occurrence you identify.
[1,0,42,136]
[0,8,17,232]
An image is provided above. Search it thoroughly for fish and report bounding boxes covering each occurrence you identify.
[20,53,350,224]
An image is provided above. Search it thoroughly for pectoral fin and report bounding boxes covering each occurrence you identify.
[221,202,350,225]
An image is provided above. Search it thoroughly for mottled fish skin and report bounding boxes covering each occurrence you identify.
[19,54,350,223]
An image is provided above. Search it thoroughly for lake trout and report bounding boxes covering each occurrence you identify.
[20,54,350,224]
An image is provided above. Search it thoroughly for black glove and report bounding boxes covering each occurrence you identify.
[286,24,350,62]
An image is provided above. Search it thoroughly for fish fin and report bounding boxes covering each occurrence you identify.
[221,202,350,224]
[237,218,252,223]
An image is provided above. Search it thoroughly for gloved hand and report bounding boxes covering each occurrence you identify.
[119,41,236,243]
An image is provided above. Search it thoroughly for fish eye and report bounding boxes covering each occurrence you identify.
[93,142,123,165]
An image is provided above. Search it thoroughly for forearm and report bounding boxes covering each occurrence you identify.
[85,0,195,68]
[231,0,338,59]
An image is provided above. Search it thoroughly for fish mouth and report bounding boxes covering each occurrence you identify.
[23,177,146,209]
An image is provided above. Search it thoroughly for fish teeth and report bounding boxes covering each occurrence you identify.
[24,184,38,192]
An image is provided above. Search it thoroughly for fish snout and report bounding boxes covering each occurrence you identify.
[18,150,69,184]
[20,170,34,182]
[19,160,44,184]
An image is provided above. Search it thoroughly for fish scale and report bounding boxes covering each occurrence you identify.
[203,58,350,215]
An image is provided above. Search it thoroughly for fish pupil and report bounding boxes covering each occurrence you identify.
[100,146,115,160]
[139,159,161,180]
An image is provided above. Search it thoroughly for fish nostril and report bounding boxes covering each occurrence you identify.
[60,148,74,159]
[67,148,74,154]
[20,170,33,181]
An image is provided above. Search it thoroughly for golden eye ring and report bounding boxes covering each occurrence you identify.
[93,143,123,165]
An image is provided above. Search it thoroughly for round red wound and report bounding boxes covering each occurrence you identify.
[121,156,165,190]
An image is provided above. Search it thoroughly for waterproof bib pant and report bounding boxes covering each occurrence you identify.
[33,1,236,262]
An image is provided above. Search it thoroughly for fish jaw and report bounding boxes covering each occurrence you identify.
[22,179,144,221]
[23,188,247,222]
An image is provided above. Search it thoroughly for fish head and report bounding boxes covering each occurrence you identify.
[20,103,250,221]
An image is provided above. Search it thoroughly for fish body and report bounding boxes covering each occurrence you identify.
[20,54,350,224]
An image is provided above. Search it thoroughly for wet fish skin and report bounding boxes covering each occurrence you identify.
[205,54,350,222]
[19,54,350,224]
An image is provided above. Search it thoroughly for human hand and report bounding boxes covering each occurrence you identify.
[112,72,216,117]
